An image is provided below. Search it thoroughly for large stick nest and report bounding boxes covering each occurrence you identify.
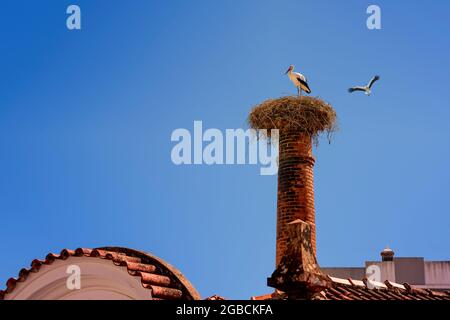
[248,96,338,145]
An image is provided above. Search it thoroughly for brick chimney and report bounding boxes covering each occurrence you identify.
[268,130,330,299]
[248,95,337,299]
[275,130,317,266]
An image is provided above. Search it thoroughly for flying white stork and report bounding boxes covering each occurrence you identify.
[348,75,380,96]
[285,65,311,96]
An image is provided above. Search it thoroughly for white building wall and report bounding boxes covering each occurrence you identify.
[365,261,396,283]
[424,261,450,288]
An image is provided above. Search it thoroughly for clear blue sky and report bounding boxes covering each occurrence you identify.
[1,1,449,299]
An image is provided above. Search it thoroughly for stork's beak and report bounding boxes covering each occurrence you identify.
[285,67,291,74]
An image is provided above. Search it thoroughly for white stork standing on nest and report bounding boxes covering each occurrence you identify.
[348,75,380,96]
[285,65,311,96]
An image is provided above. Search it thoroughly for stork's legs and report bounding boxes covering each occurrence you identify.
[297,87,302,97]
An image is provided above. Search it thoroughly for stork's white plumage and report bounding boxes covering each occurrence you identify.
[285,65,311,96]
[348,75,380,96]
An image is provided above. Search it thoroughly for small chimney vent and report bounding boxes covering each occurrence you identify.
[381,247,395,262]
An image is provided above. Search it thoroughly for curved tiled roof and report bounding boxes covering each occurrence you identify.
[252,275,450,300]
[0,246,201,300]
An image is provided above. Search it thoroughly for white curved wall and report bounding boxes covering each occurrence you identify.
[6,257,152,300]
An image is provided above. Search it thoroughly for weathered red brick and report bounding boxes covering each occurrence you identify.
[276,131,316,266]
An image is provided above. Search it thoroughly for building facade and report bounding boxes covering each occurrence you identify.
[322,248,450,291]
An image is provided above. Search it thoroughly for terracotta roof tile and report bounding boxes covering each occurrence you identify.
[145,285,183,300]
[385,280,406,290]
[0,247,201,300]
[251,293,273,301]
[125,262,157,274]
[140,272,173,287]
[206,295,226,300]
